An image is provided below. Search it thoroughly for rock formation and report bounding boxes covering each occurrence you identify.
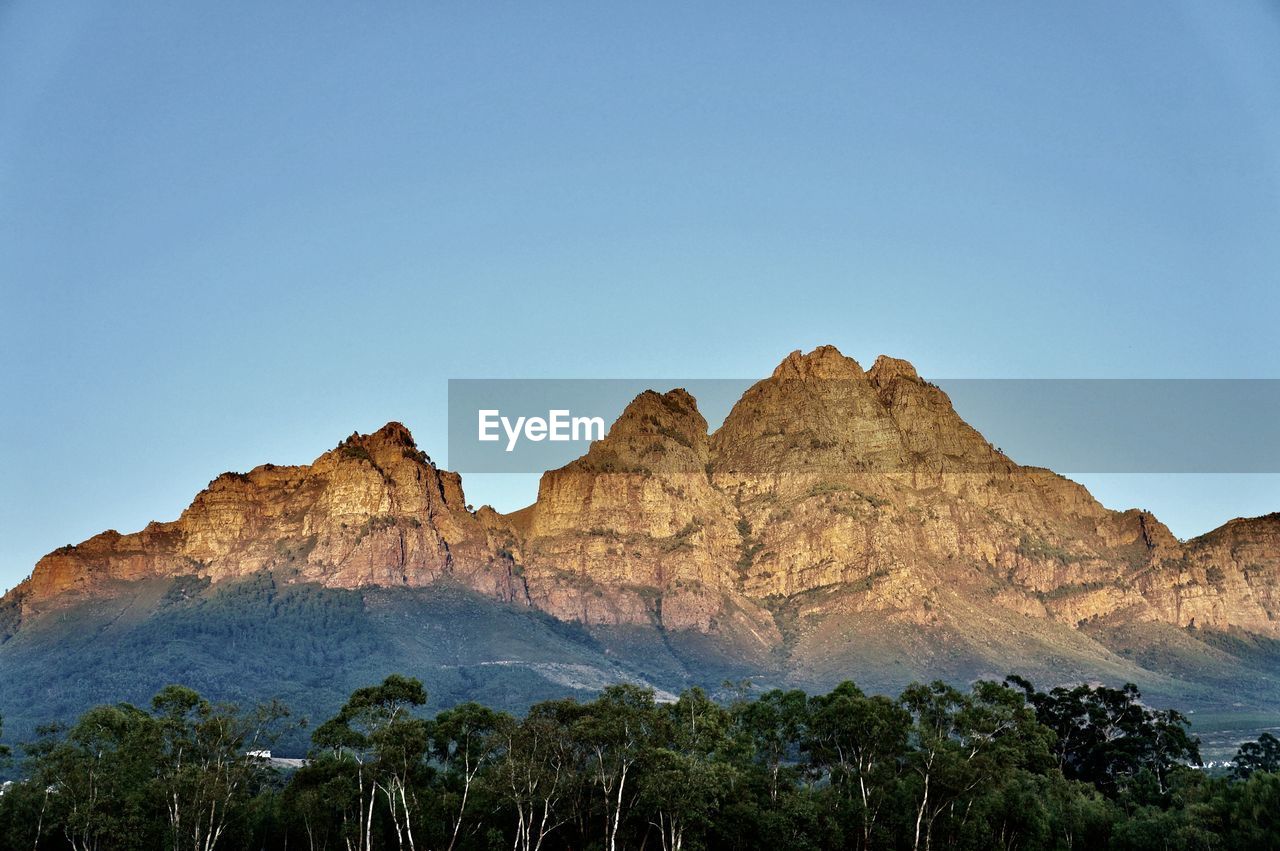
[13,423,518,614]
[6,347,1278,657]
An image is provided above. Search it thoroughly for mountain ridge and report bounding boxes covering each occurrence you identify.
[6,346,1275,634]
[3,346,1278,731]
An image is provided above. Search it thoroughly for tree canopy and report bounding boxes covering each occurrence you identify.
[0,676,1274,851]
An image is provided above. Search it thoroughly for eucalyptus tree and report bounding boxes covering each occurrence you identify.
[150,685,288,851]
[281,759,351,851]
[492,705,578,851]
[312,675,432,851]
[28,704,163,851]
[731,688,809,804]
[899,680,1049,851]
[640,687,736,851]
[0,774,57,851]
[1006,677,1201,796]
[574,684,660,851]
[432,701,509,851]
[1233,733,1280,780]
[805,681,911,850]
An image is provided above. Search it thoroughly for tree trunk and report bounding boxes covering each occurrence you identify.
[913,770,930,851]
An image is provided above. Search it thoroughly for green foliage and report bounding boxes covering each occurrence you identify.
[14,685,287,851]
[402,446,433,466]
[663,518,704,552]
[0,577,631,757]
[806,481,853,497]
[1037,579,1108,601]
[1232,731,1280,779]
[354,515,401,543]
[735,516,763,572]
[642,413,695,449]
[5,674,1280,849]
[0,574,386,753]
[340,443,373,463]
[1007,676,1201,796]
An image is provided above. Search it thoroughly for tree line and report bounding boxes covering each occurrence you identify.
[0,674,1277,851]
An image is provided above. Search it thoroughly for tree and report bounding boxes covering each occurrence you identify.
[151,684,288,851]
[1007,677,1201,795]
[899,681,1049,851]
[0,775,60,851]
[312,674,431,851]
[1226,770,1280,848]
[282,756,353,851]
[492,705,577,851]
[805,681,911,851]
[6,671,1275,850]
[732,688,809,804]
[29,704,164,851]
[1233,732,1280,780]
[1040,771,1117,851]
[574,684,659,851]
[432,701,509,851]
[640,688,736,851]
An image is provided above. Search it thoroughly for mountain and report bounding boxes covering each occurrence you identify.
[3,346,1278,749]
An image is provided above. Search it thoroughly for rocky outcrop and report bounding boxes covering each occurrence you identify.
[511,389,777,638]
[1142,513,1280,633]
[14,423,519,613]
[6,347,1278,653]
[705,348,1177,632]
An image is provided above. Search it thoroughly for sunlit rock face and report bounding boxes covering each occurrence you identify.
[8,347,1279,654]
[16,422,520,612]
[513,388,775,636]
[1144,513,1280,634]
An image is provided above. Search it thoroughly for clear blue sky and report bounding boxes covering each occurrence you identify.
[2,2,1278,592]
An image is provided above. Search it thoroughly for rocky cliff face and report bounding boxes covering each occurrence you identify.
[510,388,778,641]
[6,347,1277,654]
[14,423,518,616]
[700,347,1180,635]
[1144,513,1280,634]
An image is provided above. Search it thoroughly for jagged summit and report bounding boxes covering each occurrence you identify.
[362,420,419,448]
[867,354,920,384]
[558,388,708,475]
[4,348,1279,672]
[770,346,926,386]
[715,347,952,477]
[331,420,432,466]
[12,420,504,613]
[770,345,865,380]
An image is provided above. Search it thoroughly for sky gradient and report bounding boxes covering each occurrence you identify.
[2,2,1278,591]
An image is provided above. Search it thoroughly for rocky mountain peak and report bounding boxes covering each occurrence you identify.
[559,388,709,475]
[770,345,864,380]
[5,347,1277,657]
[867,354,921,386]
[10,420,511,612]
[712,347,901,476]
[327,421,432,470]
[614,388,704,437]
[366,420,418,448]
